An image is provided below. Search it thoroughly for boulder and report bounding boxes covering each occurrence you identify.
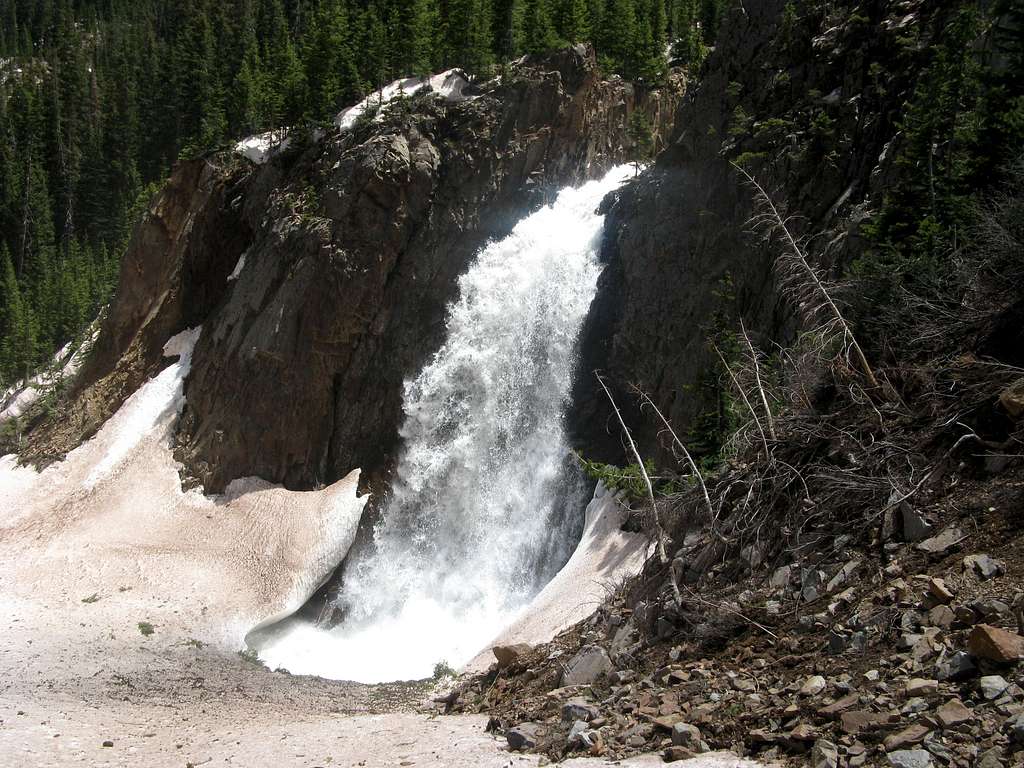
[935,651,977,681]
[811,739,839,768]
[968,624,1024,663]
[492,643,533,669]
[841,710,897,735]
[562,697,599,722]
[561,645,612,687]
[979,675,1009,700]
[927,578,954,604]
[671,722,702,748]
[999,378,1024,418]
[883,724,930,752]
[916,528,964,557]
[925,605,955,628]
[567,720,599,749]
[800,675,827,696]
[905,678,938,697]
[901,507,935,542]
[664,746,696,762]
[963,554,1004,580]
[506,722,544,751]
[934,698,972,728]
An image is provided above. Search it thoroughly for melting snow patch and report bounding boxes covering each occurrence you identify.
[335,69,474,131]
[0,324,100,423]
[235,132,291,165]
[84,327,201,489]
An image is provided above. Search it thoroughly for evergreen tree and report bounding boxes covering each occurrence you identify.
[558,0,590,44]
[597,0,638,74]
[0,244,37,383]
[493,0,526,61]
[523,0,562,54]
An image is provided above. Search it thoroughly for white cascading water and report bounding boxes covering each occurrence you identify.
[256,165,635,682]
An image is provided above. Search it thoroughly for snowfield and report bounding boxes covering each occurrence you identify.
[1,326,367,649]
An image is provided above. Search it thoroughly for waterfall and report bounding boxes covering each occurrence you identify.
[256,165,635,682]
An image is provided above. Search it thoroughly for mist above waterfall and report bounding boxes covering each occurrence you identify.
[256,166,635,682]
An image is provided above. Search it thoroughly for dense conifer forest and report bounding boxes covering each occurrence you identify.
[0,0,720,387]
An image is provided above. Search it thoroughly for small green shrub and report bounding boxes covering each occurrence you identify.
[137,621,155,636]
[433,660,457,680]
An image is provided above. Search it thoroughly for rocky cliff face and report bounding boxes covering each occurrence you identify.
[570,0,956,464]
[24,46,680,491]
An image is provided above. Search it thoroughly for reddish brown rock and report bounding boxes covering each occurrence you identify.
[935,699,973,728]
[840,710,897,735]
[967,624,1024,663]
[883,724,931,752]
[492,643,533,669]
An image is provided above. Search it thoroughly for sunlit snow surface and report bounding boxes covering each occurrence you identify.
[256,165,636,683]
[335,69,474,131]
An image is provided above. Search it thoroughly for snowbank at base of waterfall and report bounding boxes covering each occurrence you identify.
[466,483,653,671]
[249,484,651,682]
[0,326,367,650]
[250,167,644,684]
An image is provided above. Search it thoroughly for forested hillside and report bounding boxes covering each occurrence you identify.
[0,0,715,388]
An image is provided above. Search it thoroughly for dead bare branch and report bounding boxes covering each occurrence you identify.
[596,372,667,564]
[733,162,884,395]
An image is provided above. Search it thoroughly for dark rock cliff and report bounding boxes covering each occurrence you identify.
[177,46,680,493]
[570,0,959,465]
[24,46,681,490]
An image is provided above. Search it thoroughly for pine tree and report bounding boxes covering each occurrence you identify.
[0,244,38,383]
[670,0,704,67]
[597,0,638,74]
[558,0,590,43]
[635,0,667,82]
[444,0,494,74]
[397,0,437,76]
[493,0,526,60]
[523,0,562,54]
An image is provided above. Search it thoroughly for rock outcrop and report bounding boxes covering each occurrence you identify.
[23,46,681,491]
[569,0,957,464]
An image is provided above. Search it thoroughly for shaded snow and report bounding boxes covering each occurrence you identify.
[465,483,652,671]
[0,325,100,423]
[84,327,200,489]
